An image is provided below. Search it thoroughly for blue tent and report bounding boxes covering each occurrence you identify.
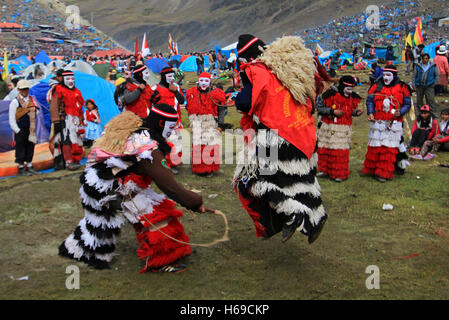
[14,55,32,67]
[179,56,198,72]
[423,42,440,59]
[35,50,51,65]
[170,55,182,62]
[145,58,169,74]
[214,46,237,59]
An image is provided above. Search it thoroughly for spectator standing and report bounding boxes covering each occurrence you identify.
[196,52,205,75]
[434,45,449,95]
[412,53,440,115]
[8,80,40,175]
[405,45,414,75]
[329,49,341,77]
[0,73,9,99]
[208,50,216,71]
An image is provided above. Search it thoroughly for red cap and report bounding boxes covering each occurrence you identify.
[199,72,211,79]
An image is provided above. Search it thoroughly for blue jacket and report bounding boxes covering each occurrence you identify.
[412,62,440,87]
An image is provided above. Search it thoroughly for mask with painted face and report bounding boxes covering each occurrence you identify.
[165,73,175,85]
[142,69,151,83]
[162,120,177,139]
[198,77,211,91]
[383,72,394,86]
[343,86,353,97]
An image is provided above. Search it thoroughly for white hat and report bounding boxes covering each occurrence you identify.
[437,45,447,55]
[17,79,31,89]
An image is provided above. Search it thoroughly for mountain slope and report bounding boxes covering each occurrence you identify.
[58,0,393,52]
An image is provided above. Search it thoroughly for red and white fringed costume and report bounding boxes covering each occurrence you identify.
[52,83,85,164]
[58,113,193,272]
[186,75,226,175]
[362,70,412,180]
[151,83,184,168]
[317,80,362,181]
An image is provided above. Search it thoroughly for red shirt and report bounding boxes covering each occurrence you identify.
[321,92,361,126]
[186,86,226,117]
[125,82,153,118]
[53,85,84,118]
[369,83,410,122]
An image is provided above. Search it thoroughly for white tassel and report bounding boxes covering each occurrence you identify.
[64,234,88,260]
[79,218,117,249]
[251,179,322,198]
[274,198,313,216]
[84,167,115,193]
[79,187,119,211]
[308,205,326,227]
[84,209,124,229]
[105,157,129,170]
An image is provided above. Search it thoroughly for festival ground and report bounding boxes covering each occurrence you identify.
[0,68,448,299]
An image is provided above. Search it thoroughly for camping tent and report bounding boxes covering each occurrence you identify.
[92,62,112,79]
[179,56,198,72]
[66,60,98,76]
[423,42,441,59]
[439,17,449,27]
[90,48,131,58]
[35,50,52,65]
[20,63,51,80]
[363,42,402,62]
[145,58,169,74]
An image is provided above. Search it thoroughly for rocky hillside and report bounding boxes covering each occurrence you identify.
[58,0,395,53]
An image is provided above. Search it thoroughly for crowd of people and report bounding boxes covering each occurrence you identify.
[300,0,448,54]
[2,0,449,277]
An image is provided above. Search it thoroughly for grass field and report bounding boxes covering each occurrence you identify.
[1,66,448,300]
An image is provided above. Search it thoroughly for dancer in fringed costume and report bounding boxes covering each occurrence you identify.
[58,105,204,273]
[233,34,327,243]
[316,75,363,182]
[49,70,85,170]
[186,72,226,177]
[122,64,155,119]
[150,67,186,173]
[362,65,411,182]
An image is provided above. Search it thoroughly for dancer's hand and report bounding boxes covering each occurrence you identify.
[198,205,206,213]
[356,109,364,116]
[333,109,344,117]
[367,114,375,122]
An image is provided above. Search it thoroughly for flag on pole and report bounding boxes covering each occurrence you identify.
[141,33,150,58]
[315,44,324,56]
[2,49,9,81]
[413,17,424,45]
[168,33,178,55]
[134,36,139,58]
[405,33,413,47]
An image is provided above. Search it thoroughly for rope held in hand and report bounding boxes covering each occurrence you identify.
[128,191,229,247]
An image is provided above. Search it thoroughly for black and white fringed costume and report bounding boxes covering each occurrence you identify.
[59,107,202,272]
[233,34,327,243]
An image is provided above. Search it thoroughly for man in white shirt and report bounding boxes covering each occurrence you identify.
[8,80,40,176]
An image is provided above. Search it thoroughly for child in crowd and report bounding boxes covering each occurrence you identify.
[414,108,449,160]
[409,105,437,157]
[84,99,102,148]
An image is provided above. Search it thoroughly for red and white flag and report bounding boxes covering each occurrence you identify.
[141,33,150,58]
